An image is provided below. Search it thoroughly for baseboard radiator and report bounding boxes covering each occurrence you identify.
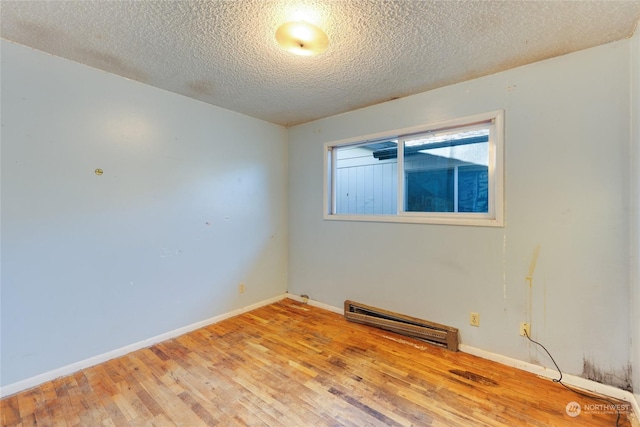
[344,300,459,351]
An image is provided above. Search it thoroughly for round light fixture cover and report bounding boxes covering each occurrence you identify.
[275,21,329,56]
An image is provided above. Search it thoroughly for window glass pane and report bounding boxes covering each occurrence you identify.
[458,166,488,212]
[406,169,454,212]
[334,141,398,215]
[403,128,489,213]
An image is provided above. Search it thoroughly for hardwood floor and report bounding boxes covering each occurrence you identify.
[1,299,634,426]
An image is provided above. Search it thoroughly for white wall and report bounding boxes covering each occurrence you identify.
[631,26,640,403]
[289,40,633,389]
[0,40,288,387]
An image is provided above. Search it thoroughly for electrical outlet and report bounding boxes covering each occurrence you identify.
[239,283,245,294]
[470,312,480,327]
[519,322,530,337]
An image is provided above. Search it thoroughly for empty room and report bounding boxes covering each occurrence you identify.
[2,1,640,426]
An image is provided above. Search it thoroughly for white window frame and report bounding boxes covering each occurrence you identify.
[323,110,504,227]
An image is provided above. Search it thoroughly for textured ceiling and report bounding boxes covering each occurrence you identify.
[2,1,640,127]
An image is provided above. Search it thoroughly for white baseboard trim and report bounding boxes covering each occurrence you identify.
[286,293,343,314]
[0,294,287,398]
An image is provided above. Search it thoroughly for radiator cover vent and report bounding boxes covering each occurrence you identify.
[344,300,459,351]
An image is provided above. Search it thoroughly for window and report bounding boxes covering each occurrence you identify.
[324,111,504,226]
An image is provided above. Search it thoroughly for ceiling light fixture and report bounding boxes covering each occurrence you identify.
[275,21,329,56]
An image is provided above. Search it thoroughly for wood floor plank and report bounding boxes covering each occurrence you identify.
[51,375,81,427]
[44,399,68,427]
[0,396,21,426]
[1,299,634,426]
[64,375,100,426]
[15,388,38,420]
[125,353,207,427]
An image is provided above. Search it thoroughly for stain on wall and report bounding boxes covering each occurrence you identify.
[582,359,632,391]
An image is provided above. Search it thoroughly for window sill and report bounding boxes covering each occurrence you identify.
[323,213,504,227]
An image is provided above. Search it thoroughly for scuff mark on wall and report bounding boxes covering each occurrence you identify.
[543,279,547,338]
[582,359,632,391]
[526,245,540,359]
[527,244,541,281]
[502,232,507,303]
[526,245,541,324]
